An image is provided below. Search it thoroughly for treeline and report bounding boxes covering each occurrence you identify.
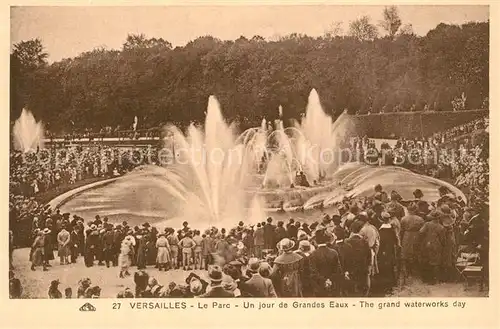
[10,14,489,134]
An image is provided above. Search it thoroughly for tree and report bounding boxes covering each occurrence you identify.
[379,6,402,39]
[399,24,415,36]
[12,39,48,71]
[122,33,172,50]
[324,21,344,39]
[349,16,378,41]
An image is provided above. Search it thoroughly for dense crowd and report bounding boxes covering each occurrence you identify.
[349,116,489,189]
[9,145,162,247]
[10,180,489,298]
[9,117,489,298]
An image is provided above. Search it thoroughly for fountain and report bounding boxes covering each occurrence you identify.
[12,108,44,153]
[58,89,466,228]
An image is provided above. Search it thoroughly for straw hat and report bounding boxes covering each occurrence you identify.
[277,238,295,252]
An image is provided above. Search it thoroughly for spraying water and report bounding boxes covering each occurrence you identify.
[13,108,44,153]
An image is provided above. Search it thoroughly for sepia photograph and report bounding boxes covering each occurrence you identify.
[9,4,490,302]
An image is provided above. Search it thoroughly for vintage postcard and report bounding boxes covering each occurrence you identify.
[3,1,498,328]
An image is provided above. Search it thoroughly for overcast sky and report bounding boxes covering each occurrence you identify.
[11,5,489,62]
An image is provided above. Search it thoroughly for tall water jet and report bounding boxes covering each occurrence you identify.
[13,108,44,153]
[164,96,262,226]
[290,89,351,182]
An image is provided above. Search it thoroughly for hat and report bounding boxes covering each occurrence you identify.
[298,232,308,241]
[190,280,203,295]
[148,277,158,287]
[43,228,51,234]
[356,212,369,222]
[413,189,424,199]
[298,240,312,251]
[381,212,391,220]
[248,258,261,272]
[277,238,295,252]
[407,202,418,213]
[50,279,60,286]
[440,204,451,214]
[350,220,364,234]
[390,190,402,202]
[207,265,223,283]
[90,224,97,230]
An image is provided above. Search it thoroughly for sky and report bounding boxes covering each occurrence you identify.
[11,5,489,62]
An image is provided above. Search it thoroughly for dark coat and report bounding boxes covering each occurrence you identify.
[241,273,277,297]
[377,224,398,287]
[400,214,425,261]
[43,234,54,261]
[136,236,148,269]
[418,220,445,266]
[263,224,276,250]
[345,235,371,280]
[275,226,287,243]
[271,251,303,297]
[287,225,298,239]
[308,246,342,297]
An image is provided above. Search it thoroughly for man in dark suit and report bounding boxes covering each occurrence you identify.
[263,217,276,251]
[200,265,235,298]
[345,221,372,296]
[308,230,343,297]
[240,258,277,297]
[331,229,352,296]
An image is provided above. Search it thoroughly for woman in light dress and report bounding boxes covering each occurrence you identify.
[119,235,136,278]
[155,233,171,271]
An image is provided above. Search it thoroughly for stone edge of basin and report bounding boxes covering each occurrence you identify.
[47,177,119,210]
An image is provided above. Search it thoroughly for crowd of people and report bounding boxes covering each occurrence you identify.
[9,145,163,247]
[348,116,489,189]
[10,180,489,298]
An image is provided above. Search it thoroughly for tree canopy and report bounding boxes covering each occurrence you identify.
[11,19,489,134]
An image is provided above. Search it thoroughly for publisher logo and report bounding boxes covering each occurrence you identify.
[79,303,96,312]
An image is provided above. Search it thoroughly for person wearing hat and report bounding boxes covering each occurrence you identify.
[275,221,287,245]
[31,230,47,271]
[440,206,457,283]
[357,212,380,281]
[271,238,303,297]
[201,230,214,271]
[43,227,55,267]
[166,228,180,270]
[119,234,135,278]
[377,212,399,294]
[240,258,277,297]
[155,232,171,271]
[69,224,80,264]
[191,230,203,270]
[263,217,276,251]
[331,228,352,297]
[178,230,196,271]
[200,265,234,298]
[57,224,71,265]
[102,226,115,268]
[308,230,342,297]
[388,191,405,220]
[345,220,371,296]
[84,225,100,267]
[418,210,445,284]
[253,222,265,259]
[400,202,425,284]
[48,279,62,299]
